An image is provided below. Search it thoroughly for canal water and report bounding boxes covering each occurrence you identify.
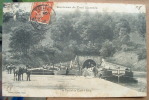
[119,71,147,92]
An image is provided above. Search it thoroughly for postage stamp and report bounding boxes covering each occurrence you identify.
[30,2,54,24]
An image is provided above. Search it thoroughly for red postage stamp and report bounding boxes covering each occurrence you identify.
[30,2,54,24]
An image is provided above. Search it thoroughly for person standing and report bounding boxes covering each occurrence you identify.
[13,66,16,76]
[18,67,22,81]
[66,67,69,75]
[7,64,10,74]
[26,69,31,81]
[93,66,98,77]
[12,65,16,73]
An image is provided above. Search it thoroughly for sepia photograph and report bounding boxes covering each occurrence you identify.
[2,2,147,97]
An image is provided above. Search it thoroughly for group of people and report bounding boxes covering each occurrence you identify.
[82,66,102,78]
[6,64,31,81]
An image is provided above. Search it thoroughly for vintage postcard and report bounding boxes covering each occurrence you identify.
[2,2,147,97]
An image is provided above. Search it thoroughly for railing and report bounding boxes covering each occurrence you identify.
[30,69,54,75]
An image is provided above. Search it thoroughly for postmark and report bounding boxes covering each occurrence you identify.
[30,2,55,30]
[30,2,54,24]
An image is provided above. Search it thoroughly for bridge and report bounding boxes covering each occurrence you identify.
[75,55,102,68]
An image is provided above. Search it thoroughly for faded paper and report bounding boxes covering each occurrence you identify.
[2,2,147,97]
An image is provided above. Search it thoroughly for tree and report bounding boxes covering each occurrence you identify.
[137,13,146,39]
[114,18,131,37]
[9,24,45,65]
[16,11,30,23]
[3,12,14,23]
[100,40,115,58]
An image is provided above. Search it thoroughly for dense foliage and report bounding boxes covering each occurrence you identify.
[3,8,146,70]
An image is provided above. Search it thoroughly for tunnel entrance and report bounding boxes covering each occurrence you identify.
[83,59,96,68]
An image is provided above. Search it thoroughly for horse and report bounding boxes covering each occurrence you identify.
[6,65,13,74]
[14,67,27,81]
